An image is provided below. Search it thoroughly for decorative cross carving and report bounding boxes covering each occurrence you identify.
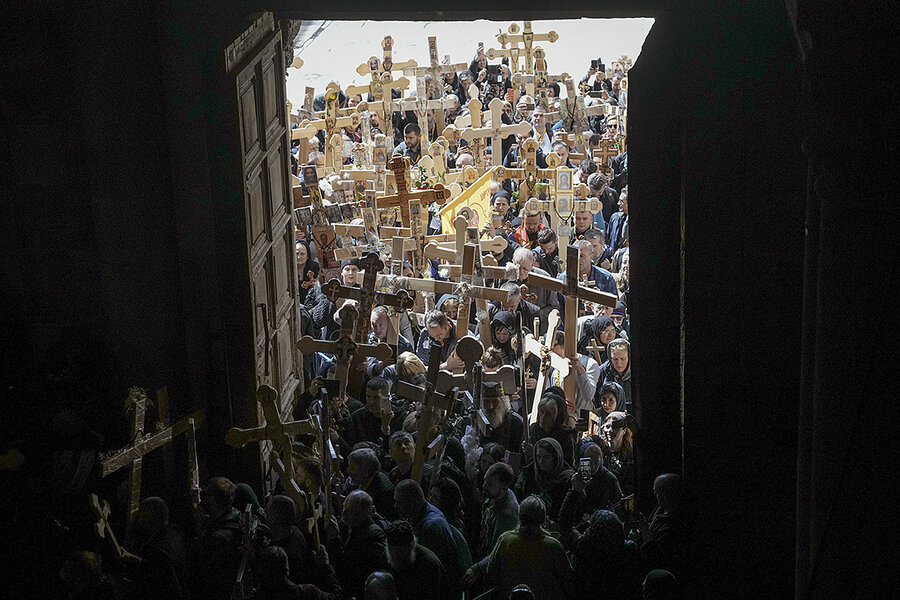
[376,156,451,227]
[460,98,531,168]
[495,21,559,76]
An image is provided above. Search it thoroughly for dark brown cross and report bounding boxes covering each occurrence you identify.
[408,344,457,481]
[526,245,617,412]
[224,385,319,480]
[376,155,451,227]
[320,252,414,343]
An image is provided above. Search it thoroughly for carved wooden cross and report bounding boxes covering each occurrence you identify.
[322,83,362,171]
[493,137,561,204]
[591,136,621,175]
[320,252,414,344]
[556,78,590,155]
[300,163,339,271]
[376,156,451,227]
[296,304,393,403]
[435,362,518,396]
[487,44,523,75]
[100,388,203,528]
[387,271,509,305]
[225,384,320,481]
[495,20,559,76]
[526,246,617,413]
[391,79,455,146]
[460,98,532,168]
[405,345,459,481]
[402,36,467,133]
[89,494,141,562]
[522,308,569,422]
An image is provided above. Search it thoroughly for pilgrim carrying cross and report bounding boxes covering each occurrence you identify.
[376,156,451,227]
[526,245,617,413]
[522,308,569,422]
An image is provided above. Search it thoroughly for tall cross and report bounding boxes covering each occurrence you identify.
[492,137,561,204]
[296,304,393,403]
[320,252,414,344]
[525,246,617,413]
[99,388,203,529]
[402,35,467,127]
[322,83,361,171]
[460,98,532,168]
[224,384,320,481]
[555,78,590,155]
[495,20,559,75]
[376,156,451,227]
[301,163,339,272]
[522,308,568,423]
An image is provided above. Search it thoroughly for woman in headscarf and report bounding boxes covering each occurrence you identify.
[599,411,637,498]
[597,338,632,412]
[520,437,575,524]
[596,381,627,420]
[578,315,619,365]
[527,386,575,466]
[295,239,320,306]
[489,310,519,366]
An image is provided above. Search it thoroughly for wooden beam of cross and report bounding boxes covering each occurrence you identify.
[300,163,339,271]
[386,273,509,303]
[391,80,455,147]
[408,344,459,481]
[435,363,518,396]
[225,385,320,480]
[460,98,531,168]
[443,262,518,281]
[322,83,362,172]
[495,20,559,76]
[555,79,590,155]
[487,44,523,75]
[526,246,617,413]
[454,336,484,394]
[591,136,622,175]
[89,494,141,562]
[402,36,467,130]
[492,138,561,206]
[296,304,393,403]
[522,308,568,423]
[269,449,322,545]
[377,156,451,227]
[99,388,204,528]
[532,47,569,110]
[320,253,414,344]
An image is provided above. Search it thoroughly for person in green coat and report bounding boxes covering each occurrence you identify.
[462,495,574,600]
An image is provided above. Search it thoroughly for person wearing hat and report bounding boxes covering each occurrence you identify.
[611,302,630,338]
[478,380,524,453]
[383,520,448,600]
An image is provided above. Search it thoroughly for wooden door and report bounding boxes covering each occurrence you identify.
[229,13,299,471]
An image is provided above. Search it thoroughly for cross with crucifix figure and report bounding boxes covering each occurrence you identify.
[376,155,451,227]
[90,494,141,562]
[100,387,205,529]
[320,252,414,344]
[526,246,617,414]
[460,98,532,168]
[493,138,562,206]
[297,304,393,404]
[225,384,320,482]
[495,21,559,76]
[522,308,569,423]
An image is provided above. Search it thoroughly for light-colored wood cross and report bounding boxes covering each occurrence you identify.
[522,309,568,423]
[487,44,524,75]
[591,136,622,175]
[300,163,339,271]
[526,246,617,413]
[492,137,561,205]
[89,494,141,562]
[403,35,467,128]
[322,83,362,172]
[495,20,559,76]
[225,384,320,482]
[435,362,518,396]
[376,155,451,227]
[460,98,531,168]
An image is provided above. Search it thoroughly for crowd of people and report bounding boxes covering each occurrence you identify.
[24,40,699,600]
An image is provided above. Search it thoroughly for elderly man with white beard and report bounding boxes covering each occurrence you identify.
[477,381,524,454]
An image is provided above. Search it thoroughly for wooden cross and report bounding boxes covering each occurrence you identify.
[391,79,455,146]
[100,388,203,528]
[301,163,339,271]
[525,246,617,413]
[269,449,324,546]
[522,308,569,422]
[435,362,518,396]
[492,137,561,203]
[225,384,320,481]
[555,78,590,155]
[296,304,393,403]
[352,36,417,150]
[403,36,467,129]
[376,156,451,227]
[185,417,201,511]
[405,344,459,481]
[591,136,622,176]
[319,252,414,344]
[487,44,524,75]
[386,273,509,304]
[460,98,531,168]
[322,83,362,171]
[495,20,559,76]
[89,494,141,562]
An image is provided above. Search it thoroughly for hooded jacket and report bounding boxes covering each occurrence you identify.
[528,387,575,466]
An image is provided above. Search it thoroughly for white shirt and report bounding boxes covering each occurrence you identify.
[548,354,600,415]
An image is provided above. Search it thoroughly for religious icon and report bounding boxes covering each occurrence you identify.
[295,207,312,228]
[340,202,354,221]
[302,166,317,182]
[373,147,387,166]
[558,171,572,191]
[331,189,346,204]
[325,204,342,223]
[557,195,572,217]
[368,57,380,73]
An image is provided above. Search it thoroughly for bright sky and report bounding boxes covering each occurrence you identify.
[286,19,654,106]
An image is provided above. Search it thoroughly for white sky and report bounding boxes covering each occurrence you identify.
[287,18,654,106]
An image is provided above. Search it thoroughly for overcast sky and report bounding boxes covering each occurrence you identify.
[286,18,654,106]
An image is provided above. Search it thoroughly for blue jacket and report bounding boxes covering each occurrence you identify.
[606,211,627,252]
[557,266,618,320]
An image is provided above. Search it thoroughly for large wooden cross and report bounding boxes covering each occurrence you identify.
[225,384,320,482]
[403,35,467,130]
[525,245,617,413]
[100,388,204,529]
[522,308,568,422]
[376,156,451,227]
[460,98,532,168]
[435,362,518,396]
[296,304,393,403]
[322,83,361,171]
[495,21,559,76]
[300,163,339,272]
[320,252,414,344]
[554,78,590,155]
[492,137,561,203]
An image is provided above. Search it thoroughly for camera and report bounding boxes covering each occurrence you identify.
[578,456,593,482]
[486,64,503,84]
